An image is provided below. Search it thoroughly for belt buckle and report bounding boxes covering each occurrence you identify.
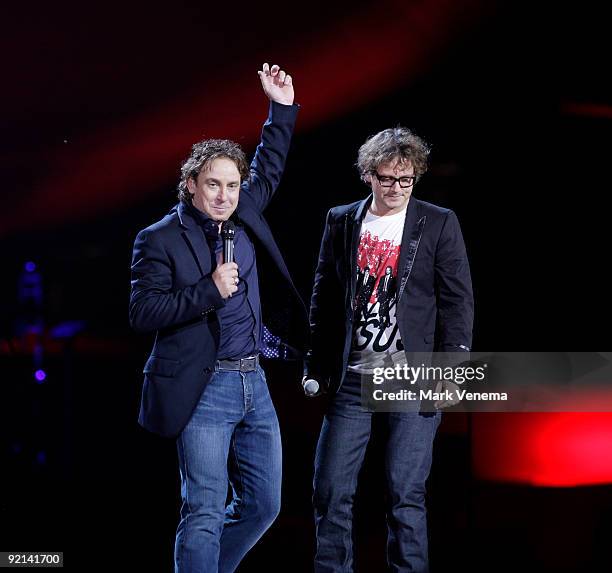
[240,356,255,371]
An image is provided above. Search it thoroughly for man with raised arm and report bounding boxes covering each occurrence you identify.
[130,63,308,573]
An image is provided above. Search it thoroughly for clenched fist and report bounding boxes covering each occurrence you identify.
[212,262,239,299]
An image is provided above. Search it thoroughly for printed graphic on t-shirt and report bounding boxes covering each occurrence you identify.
[349,208,407,372]
[355,230,399,326]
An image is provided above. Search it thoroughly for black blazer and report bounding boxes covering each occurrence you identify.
[306,194,474,393]
[130,102,308,438]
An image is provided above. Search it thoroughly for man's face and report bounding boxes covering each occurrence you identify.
[187,157,241,221]
[367,159,415,215]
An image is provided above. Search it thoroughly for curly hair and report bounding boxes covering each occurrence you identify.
[177,139,250,203]
[356,127,431,183]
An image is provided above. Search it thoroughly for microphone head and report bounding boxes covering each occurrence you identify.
[303,378,320,397]
[220,220,236,240]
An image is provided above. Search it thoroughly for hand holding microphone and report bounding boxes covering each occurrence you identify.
[213,221,239,298]
[212,262,239,298]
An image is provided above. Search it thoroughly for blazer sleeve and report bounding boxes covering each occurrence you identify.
[243,101,299,213]
[129,228,225,333]
[434,210,474,351]
[305,209,344,383]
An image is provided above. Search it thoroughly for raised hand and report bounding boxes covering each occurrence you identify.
[257,63,294,105]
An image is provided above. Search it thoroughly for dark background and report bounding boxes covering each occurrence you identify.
[2,1,611,571]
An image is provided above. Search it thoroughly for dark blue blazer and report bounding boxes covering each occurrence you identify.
[306,194,474,393]
[130,102,308,438]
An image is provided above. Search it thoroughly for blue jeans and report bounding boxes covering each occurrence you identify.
[174,364,282,573]
[313,371,441,573]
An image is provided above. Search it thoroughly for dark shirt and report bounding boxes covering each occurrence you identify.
[186,203,262,359]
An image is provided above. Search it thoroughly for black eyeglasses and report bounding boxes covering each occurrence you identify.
[371,171,416,188]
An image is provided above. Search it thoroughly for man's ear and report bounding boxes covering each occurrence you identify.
[186,176,197,195]
[362,172,372,186]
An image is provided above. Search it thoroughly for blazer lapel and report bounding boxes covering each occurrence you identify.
[397,198,426,301]
[347,196,372,310]
[176,202,212,276]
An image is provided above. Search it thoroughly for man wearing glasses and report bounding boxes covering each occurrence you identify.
[305,127,473,572]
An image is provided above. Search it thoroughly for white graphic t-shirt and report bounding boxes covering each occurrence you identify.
[347,206,406,373]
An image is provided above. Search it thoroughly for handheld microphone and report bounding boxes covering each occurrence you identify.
[302,378,320,397]
[220,220,236,264]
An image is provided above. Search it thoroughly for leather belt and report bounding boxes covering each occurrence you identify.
[216,355,259,372]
